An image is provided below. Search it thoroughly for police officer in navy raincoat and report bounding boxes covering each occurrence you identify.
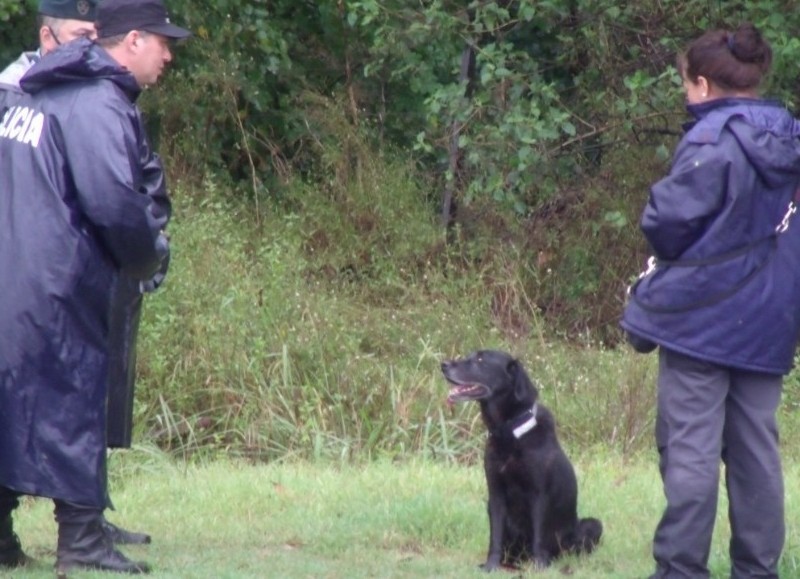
[0,0,156,549]
[0,0,190,574]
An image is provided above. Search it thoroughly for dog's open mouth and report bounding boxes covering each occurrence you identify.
[446,383,491,403]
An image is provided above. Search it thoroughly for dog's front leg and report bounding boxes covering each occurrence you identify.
[480,492,507,572]
[530,496,551,569]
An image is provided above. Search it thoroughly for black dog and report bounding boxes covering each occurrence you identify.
[441,350,602,571]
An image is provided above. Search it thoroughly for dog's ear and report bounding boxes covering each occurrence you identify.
[508,359,534,402]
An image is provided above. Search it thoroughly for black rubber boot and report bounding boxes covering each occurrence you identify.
[0,487,32,568]
[55,501,150,575]
[102,517,152,545]
[0,516,33,568]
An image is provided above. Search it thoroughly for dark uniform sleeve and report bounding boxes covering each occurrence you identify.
[62,95,169,280]
[641,142,729,260]
[137,125,171,291]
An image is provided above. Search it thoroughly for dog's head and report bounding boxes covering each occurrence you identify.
[440,350,537,408]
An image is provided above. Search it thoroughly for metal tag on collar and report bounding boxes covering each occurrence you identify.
[512,403,538,439]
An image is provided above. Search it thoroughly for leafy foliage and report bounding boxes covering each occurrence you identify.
[5,0,800,206]
[0,0,35,65]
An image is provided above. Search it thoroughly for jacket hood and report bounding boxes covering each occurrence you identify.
[0,50,38,90]
[686,98,800,189]
[19,38,140,100]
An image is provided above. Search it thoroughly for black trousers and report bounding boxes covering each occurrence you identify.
[0,487,19,520]
[651,348,784,579]
[106,276,143,449]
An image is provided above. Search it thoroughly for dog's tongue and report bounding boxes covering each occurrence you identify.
[446,384,470,404]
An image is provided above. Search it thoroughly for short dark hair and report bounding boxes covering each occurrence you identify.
[95,30,158,49]
[95,32,128,48]
[36,14,64,31]
[36,14,80,39]
[678,22,772,92]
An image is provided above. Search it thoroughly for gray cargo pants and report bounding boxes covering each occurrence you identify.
[650,348,784,579]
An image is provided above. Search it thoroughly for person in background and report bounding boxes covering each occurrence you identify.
[622,23,800,579]
[0,0,96,111]
[0,0,156,552]
[0,0,189,573]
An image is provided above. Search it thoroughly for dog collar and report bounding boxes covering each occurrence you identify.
[511,403,538,439]
[490,403,538,440]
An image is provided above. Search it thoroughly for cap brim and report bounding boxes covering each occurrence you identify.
[142,23,191,40]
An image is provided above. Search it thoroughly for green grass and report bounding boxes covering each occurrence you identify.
[9,450,800,578]
[11,130,800,578]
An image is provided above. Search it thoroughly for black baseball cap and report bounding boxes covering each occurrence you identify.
[96,0,191,39]
[38,0,97,21]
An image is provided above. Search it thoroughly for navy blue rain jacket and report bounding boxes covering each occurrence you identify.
[0,39,170,507]
[621,98,800,375]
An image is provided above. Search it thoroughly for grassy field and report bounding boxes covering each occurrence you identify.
[10,136,800,578]
[8,450,800,578]
[17,160,793,578]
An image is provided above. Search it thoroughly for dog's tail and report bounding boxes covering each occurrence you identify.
[574,517,603,554]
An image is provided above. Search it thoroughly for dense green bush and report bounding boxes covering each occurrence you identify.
[135,144,664,462]
[0,0,35,64]
[6,0,800,208]
[136,0,800,341]
[134,150,800,462]
[145,0,800,209]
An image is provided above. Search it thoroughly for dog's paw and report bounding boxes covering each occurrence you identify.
[479,560,501,573]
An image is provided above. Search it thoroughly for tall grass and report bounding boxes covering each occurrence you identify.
[132,123,800,465]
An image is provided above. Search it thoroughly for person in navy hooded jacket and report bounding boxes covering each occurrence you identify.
[0,0,189,574]
[622,23,800,579]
